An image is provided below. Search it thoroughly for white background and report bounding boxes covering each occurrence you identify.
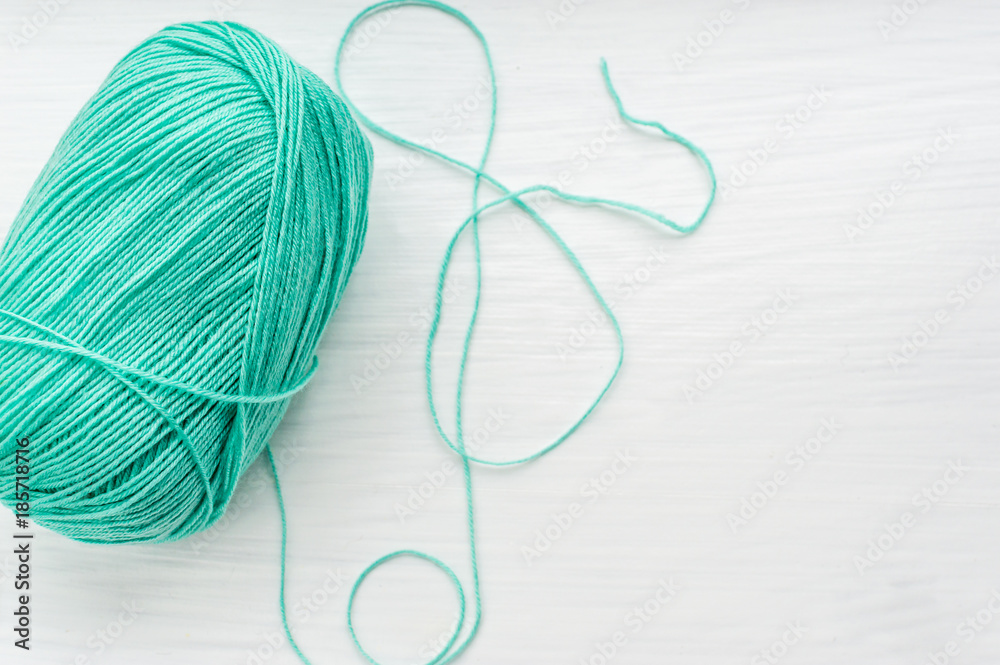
[2,1,1000,664]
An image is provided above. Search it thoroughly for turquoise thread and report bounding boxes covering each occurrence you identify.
[0,21,372,544]
[268,2,715,664]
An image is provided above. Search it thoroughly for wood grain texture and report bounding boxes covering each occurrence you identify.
[1,0,999,663]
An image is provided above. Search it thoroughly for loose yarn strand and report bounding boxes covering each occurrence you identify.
[269,2,716,665]
[268,446,316,665]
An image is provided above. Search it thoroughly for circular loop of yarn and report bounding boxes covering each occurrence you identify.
[0,21,372,544]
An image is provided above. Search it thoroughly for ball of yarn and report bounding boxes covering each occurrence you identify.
[0,21,371,544]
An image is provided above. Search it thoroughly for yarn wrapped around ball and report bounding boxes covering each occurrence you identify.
[0,21,371,544]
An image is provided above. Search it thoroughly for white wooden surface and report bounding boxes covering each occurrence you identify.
[2,1,1000,663]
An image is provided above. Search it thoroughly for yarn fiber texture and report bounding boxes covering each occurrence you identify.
[0,21,371,544]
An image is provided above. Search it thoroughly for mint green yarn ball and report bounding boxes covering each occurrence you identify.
[0,21,371,544]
